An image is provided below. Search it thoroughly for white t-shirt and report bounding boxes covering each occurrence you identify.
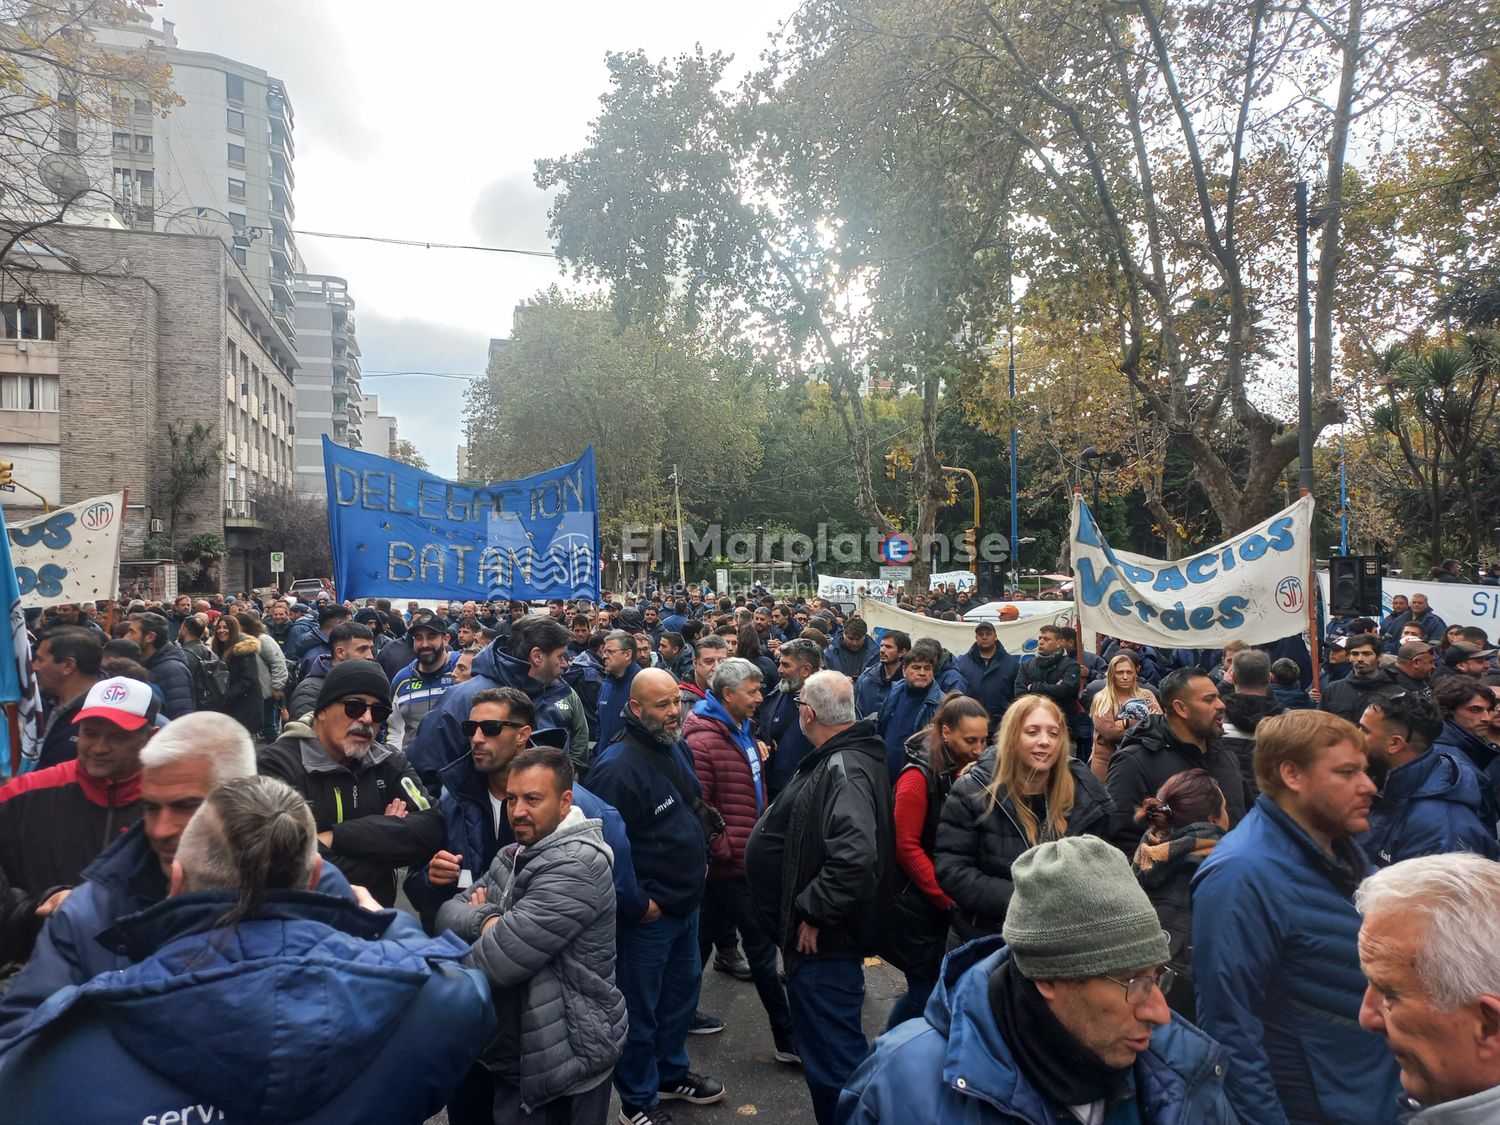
[489,791,505,837]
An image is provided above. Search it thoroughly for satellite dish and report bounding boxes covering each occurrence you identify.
[38,153,90,202]
[163,208,238,251]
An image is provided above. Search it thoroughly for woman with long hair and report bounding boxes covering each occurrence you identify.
[885,692,990,1028]
[1130,767,1228,1017]
[736,622,779,691]
[933,694,1112,944]
[213,612,265,738]
[237,610,289,742]
[1088,652,1162,781]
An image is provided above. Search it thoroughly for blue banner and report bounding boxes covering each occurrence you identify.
[322,437,600,603]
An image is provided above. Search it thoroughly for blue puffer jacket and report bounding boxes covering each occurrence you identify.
[283,616,323,664]
[824,635,879,679]
[854,662,900,718]
[0,823,355,1043]
[596,662,639,751]
[1192,795,1403,1124]
[407,640,577,773]
[879,680,944,779]
[403,745,643,921]
[1433,721,1500,828]
[839,937,1233,1125]
[144,643,195,719]
[1361,749,1500,868]
[952,644,1019,725]
[0,891,493,1123]
[756,683,815,798]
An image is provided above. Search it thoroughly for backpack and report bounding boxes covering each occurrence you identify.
[184,647,229,711]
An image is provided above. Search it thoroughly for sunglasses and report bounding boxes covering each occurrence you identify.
[462,718,527,738]
[341,698,392,724]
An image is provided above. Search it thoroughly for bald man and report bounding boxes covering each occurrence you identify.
[584,668,725,1116]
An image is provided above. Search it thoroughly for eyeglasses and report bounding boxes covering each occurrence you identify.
[1101,966,1177,1006]
[462,718,526,738]
[341,698,393,724]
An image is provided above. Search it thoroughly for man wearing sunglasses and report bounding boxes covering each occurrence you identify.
[842,836,1231,1123]
[260,660,442,908]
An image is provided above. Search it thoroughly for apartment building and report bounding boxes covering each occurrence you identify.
[293,274,362,496]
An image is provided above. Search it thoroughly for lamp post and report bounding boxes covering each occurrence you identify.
[1013,536,1036,595]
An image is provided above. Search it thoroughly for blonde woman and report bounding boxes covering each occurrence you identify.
[1089,652,1162,781]
[933,694,1112,942]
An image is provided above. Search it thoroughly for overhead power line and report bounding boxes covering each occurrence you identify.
[292,228,556,258]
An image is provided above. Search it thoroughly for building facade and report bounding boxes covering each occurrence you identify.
[0,227,297,593]
[292,274,362,496]
[361,394,397,460]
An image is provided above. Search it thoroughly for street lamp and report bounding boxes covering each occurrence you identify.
[1079,446,1122,512]
[1013,536,1036,595]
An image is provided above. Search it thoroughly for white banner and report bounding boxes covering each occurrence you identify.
[929,569,976,591]
[1316,572,1500,636]
[1071,494,1314,648]
[6,492,125,608]
[818,575,890,600]
[859,594,1070,657]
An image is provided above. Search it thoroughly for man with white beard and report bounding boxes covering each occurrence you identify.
[259,660,443,907]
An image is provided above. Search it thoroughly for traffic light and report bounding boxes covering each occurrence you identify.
[961,527,976,557]
[884,452,897,480]
[0,461,13,488]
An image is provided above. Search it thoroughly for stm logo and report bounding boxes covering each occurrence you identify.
[80,501,115,531]
[101,683,130,703]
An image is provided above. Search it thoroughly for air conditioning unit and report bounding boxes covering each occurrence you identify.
[149,517,163,534]
[17,342,27,353]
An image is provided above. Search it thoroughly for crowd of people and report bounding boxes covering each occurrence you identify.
[2,578,1500,1124]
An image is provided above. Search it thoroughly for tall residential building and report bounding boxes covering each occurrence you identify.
[0,227,298,593]
[87,19,299,340]
[293,274,363,496]
[361,393,398,460]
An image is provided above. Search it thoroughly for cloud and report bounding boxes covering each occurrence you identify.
[471,170,556,251]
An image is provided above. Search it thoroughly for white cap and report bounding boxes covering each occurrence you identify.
[75,676,159,731]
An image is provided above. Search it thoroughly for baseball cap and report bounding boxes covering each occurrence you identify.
[1398,640,1435,660]
[75,676,160,731]
[974,621,997,634]
[1445,643,1496,665]
[407,608,447,635]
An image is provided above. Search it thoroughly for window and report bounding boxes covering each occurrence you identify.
[232,246,247,267]
[2,303,56,341]
[0,375,59,411]
[57,92,76,110]
[113,132,129,151]
[227,210,246,230]
[136,170,153,190]
[227,178,246,201]
[58,129,77,151]
[134,134,151,153]
[226,107,245,132]
[133,98,151,116]
[225,74,245,102]
[226,143,245,166]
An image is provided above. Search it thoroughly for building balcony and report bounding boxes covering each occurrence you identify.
[270,272,293,303]
[269,236,293,270]
[270,302,296,344]
[270,149,294,191]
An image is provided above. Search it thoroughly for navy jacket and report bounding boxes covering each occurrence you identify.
[823,635,879,679]
[143,643,195,720]
[879,680,944,780]
[1192,795,1402,1124]
[595,662,639,751]
[1361,749,1500,868]
[840,938,1234,1125]
[1433,720,1500,828]
[952,644,1019,725]
[402,747,643,921]
[854,662,901,718]
[0,892,493,1124]
[584,717,707,918]
[408,640,579,774]
[756,683,815,798]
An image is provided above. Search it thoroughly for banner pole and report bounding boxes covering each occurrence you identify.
[6,703,18,778]
[1304,495,1321,699]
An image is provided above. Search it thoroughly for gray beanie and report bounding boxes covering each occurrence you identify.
[1002,836,1169,980]
[314,659,392,715]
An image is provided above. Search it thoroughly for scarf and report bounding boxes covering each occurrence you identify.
[1131,821,1224,887]
[988,957,1136,1113]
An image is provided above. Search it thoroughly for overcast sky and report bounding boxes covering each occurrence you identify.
[157,0,797,475]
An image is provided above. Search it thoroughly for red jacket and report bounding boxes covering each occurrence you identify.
[683,707,762,879]
[0,759,142,961]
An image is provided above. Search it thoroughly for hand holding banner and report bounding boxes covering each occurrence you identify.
[1070,494,1314,648]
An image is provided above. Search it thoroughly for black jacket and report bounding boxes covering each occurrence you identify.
[933,748,1111,939]
[1013,651,1081,714]
[258,728,442,907]
[745,717,895,970]
[1320,670,1399,724]
[1218,692,1284,800]
[1105,715,1247,852]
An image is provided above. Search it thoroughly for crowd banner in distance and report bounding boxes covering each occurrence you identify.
[323,437,600,603]
[1070,494,1314,648]
[7,491,126,609]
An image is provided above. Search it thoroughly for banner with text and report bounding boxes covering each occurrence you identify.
[818,575,890,601]
[1071,494,1314,648]
[1316,573,1500,635]
[323,437,600,603]
[859,594,1069,657]
[930,570,976,591]
[6,492,125,609]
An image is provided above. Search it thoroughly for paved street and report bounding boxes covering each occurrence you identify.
[428,954,907,1124]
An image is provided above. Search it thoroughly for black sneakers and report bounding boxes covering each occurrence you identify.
[773,1031,802,1066]
[712,947,753,981]
[687,1009,724,1035]
[619,1105,675,1125]
[658,1071,726,1105]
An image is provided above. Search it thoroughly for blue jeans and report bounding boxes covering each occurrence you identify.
[698,877,793,1039]
[614,909,702,1110]
[787,958,869,1125]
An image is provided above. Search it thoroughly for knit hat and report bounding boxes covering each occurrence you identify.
[1002,837,1170,980]
[314,659,391,715]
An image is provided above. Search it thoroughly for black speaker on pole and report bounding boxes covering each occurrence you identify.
[1329,555,1382,616]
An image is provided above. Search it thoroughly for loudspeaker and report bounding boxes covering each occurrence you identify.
[1329,555,1382,616]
